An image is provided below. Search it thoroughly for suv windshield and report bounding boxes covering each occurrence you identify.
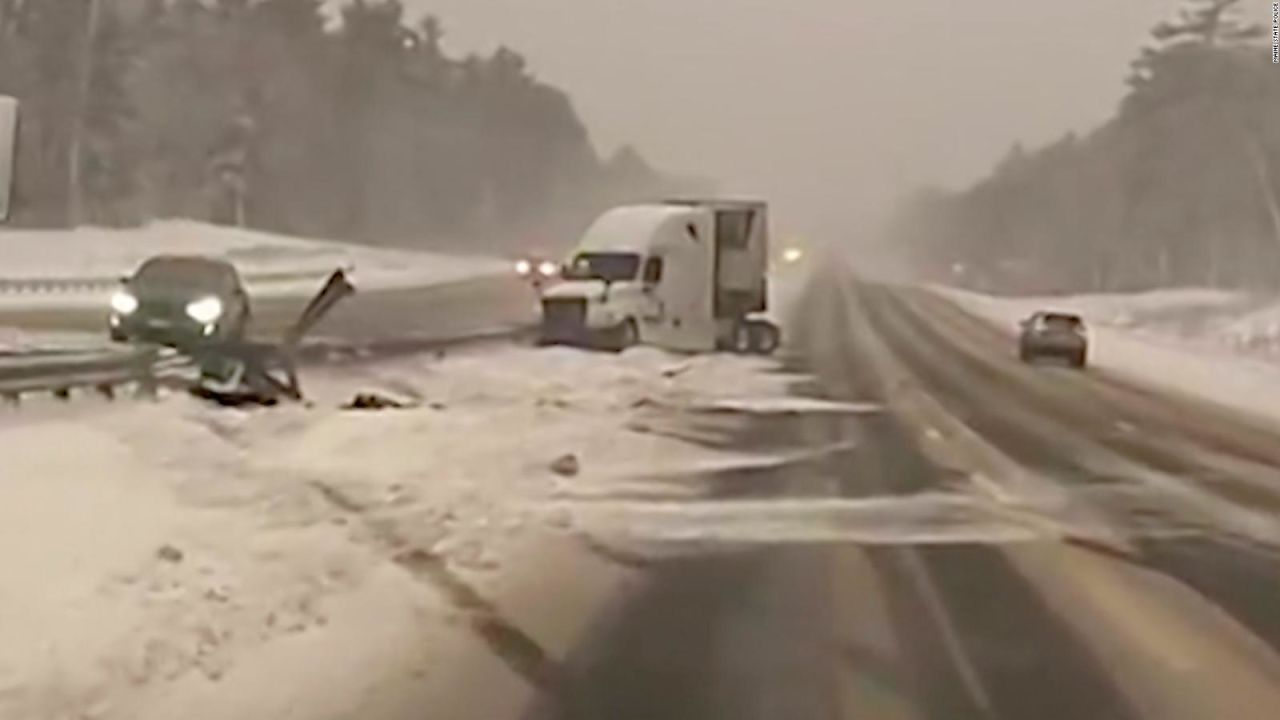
[562,252,641,282]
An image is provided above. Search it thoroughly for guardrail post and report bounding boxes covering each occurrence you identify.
[133,347,159,400]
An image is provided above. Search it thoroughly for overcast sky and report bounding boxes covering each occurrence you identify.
[397,0,1263,243]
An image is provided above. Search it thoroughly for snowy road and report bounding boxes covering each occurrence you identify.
[524,270,1280,720]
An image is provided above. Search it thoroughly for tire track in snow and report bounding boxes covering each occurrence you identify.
[308,481,563,691]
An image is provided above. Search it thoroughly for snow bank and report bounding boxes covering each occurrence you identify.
[934,286,1244,329]
[0,343,802,719]
[0,220,509,306]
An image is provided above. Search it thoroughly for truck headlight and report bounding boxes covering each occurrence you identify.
[538,260,558,277]
[186,296,224,324]
[515,259,532,276]
[110,290,138,315]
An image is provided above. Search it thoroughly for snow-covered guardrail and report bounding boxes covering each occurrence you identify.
[0,324,534,407]
[0,269,337,297]
[0,278,119,295]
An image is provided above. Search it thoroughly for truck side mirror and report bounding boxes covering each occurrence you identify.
[0,96,17,222]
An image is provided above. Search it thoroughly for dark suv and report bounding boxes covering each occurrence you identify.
[109,255,251,346]
[1018,311,1088,368]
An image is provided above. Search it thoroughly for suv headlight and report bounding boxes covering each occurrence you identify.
[110,290,138,315]
[186,296,224,324]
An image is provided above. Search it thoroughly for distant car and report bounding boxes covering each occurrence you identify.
[1019,311,1087,368]
[514,255,560,288]
[109,255,251,346]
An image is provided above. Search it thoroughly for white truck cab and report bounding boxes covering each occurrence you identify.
[539,199,780,354]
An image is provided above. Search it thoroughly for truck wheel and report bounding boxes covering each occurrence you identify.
[1071,349,1087,369]
[748,321,781,355]
[609,319,639,352]
[731,322,753,354]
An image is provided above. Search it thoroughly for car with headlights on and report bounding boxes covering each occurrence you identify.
[1018,311,1088,368]
[109,255,251,346]
[515,255,560,289]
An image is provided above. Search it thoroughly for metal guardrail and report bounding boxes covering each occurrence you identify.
[0,348,163,402]
[0,324,536,406]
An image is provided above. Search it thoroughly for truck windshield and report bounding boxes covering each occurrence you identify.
[563,252,641,282]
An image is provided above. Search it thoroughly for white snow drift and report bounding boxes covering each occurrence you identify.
[0,343,812,720]
[0,220,509,307]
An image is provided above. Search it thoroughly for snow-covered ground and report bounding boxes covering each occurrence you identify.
[944,287,1280,426]
[0,221,509,307]
[0,342,816,719]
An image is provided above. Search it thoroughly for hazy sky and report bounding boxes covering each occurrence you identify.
[398,1,1257,242]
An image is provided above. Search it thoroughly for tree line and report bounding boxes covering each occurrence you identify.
[0,0,697,250]
[886,0,1280,293]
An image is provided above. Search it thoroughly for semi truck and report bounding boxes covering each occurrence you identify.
[539,199,782,354]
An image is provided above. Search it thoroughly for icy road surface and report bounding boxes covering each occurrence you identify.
[525,270,1280,720]
[0,343,823,720]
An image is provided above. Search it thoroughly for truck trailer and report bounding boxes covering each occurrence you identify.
[538,199,781,354]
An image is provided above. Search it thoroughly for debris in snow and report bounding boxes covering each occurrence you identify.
[626,420,654,434]
[156,544,184,564]
[550,454,581,477]
[341,391,418,410]
[661,362,694,378]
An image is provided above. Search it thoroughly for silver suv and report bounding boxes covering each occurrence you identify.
[1018,311,1087,368]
